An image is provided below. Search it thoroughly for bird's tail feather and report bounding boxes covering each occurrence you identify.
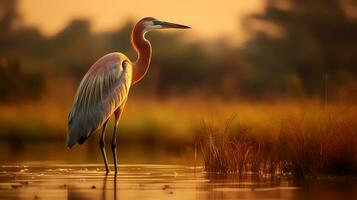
[67,121,91,149]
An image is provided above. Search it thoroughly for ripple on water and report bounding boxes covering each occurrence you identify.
[0,163,354,200]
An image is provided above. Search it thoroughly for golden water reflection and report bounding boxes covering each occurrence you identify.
[0,163,356,200]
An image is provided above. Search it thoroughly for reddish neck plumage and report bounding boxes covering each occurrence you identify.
[131,21,152,85]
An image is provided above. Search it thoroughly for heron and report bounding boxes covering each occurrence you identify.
[66,17,190,174]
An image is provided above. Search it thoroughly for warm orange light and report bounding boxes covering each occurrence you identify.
[19,0,264,44]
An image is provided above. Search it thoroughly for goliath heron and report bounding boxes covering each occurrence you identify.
[66,17,190,174]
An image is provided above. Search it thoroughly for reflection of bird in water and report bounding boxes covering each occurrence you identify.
[114,176,117,200]
[102,176,107,200]
[101,176,117,200]
[66,17,190,175]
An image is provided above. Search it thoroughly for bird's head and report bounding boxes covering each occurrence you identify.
[139,17,190,31]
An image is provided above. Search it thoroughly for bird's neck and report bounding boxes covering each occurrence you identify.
[131,23,152,85]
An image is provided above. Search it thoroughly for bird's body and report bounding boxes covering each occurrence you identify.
[67,53,132,147]
[66,17,189,175]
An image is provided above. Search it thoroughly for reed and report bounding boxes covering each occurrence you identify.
[197,111,357,178]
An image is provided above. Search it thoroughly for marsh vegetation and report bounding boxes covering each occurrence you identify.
[197,105,357,178]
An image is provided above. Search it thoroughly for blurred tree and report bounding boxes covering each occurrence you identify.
[0,0,19,33]
[50,19,95,77]
[240,0,357,98]
[0,0,45,101]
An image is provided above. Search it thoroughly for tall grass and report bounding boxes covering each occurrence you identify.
[197,110,357,178]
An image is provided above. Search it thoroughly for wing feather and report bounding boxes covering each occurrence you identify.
[67,53,132,148]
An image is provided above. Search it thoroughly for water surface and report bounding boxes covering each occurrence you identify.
[0,163,356,200]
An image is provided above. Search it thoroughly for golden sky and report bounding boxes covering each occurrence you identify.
[19,0,264,44]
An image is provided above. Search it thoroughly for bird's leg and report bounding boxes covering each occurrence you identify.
[100,120,110,174]
[111,122,118,175]
[112,102,126,175]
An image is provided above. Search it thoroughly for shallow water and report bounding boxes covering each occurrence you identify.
[0,163,356,200]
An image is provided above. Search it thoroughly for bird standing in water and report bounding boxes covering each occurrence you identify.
[66,17,190,174]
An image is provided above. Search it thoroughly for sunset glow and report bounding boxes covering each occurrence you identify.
[19,0,264,43]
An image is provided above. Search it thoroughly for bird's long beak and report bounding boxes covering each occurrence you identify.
[153,20,191,29]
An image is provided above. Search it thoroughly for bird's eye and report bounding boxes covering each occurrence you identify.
[122,61,128,69]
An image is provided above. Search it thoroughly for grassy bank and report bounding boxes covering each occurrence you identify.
[0,97,355,143]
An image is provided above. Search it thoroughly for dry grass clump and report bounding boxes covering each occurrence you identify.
[197,111,357,178]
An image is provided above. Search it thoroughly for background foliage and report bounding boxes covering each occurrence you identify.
[1,0,356,102]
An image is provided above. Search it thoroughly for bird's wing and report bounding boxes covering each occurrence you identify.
[67,53,132,148]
